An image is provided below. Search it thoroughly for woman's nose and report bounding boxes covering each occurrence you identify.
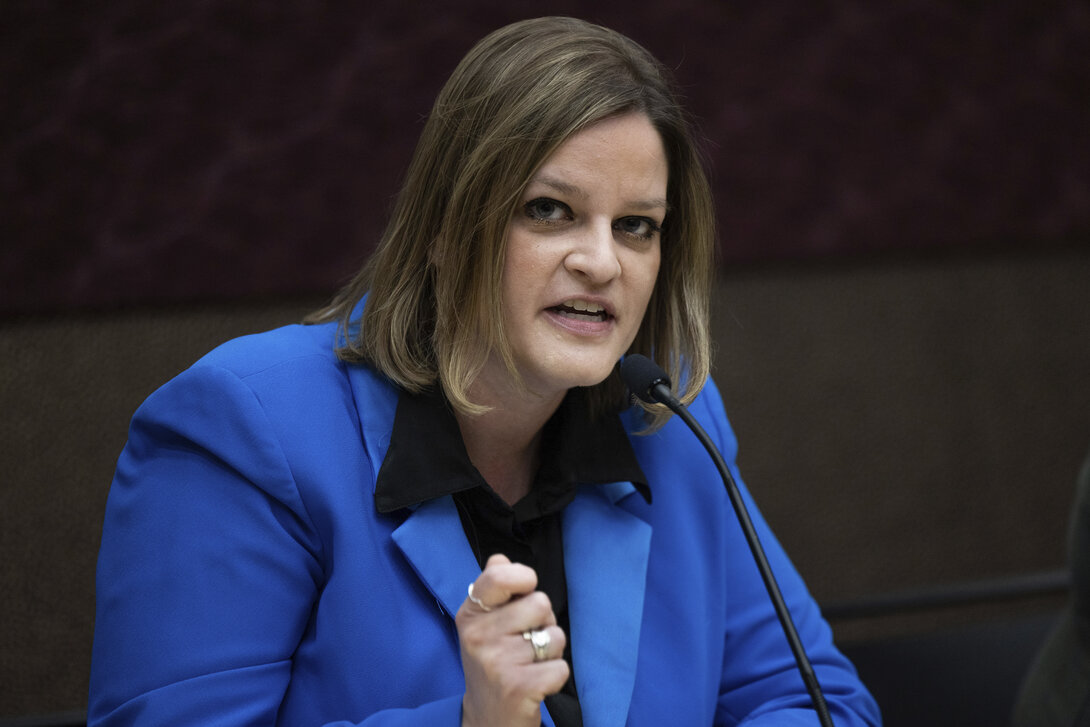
[564,222,622,283]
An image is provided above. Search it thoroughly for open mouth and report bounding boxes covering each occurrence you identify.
[549,299,611,322]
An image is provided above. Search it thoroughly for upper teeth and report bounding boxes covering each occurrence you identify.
[564,300,604,313]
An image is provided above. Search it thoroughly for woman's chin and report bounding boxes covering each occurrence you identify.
[530,362,618,396]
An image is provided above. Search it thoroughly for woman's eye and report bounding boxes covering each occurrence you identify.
[615,216,661,240]
[524,198,570,222]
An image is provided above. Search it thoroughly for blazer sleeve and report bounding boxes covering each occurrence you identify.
[693,382,882,726]
[88,362,464,726]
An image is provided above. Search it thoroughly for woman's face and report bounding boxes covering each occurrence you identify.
[493,111,667,403]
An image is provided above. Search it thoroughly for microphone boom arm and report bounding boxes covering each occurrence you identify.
[648,380,836,727]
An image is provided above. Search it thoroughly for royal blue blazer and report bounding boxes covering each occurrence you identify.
[89,319,881,726]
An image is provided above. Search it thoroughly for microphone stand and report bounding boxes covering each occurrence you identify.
[624,355,834,727]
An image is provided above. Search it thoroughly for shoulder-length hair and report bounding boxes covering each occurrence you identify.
[309,16,715,430]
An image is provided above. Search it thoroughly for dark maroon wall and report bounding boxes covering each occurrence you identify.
[3,1,1088,314]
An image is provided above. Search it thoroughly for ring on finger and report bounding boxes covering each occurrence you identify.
[467,583,492,612]
[523,627,551,662]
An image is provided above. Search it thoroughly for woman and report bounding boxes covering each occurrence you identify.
[89,16,881,726]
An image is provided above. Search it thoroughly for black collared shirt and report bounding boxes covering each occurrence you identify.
[374,387,650,727]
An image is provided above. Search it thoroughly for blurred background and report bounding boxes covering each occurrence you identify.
[2,1,1088,724]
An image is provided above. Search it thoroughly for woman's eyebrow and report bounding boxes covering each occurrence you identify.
[530,174,669,212]
[532,174,587,199]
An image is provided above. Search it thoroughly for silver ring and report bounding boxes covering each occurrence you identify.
[467,583,492,612]
[523,628,551,662]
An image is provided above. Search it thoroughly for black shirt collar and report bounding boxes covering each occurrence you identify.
[374,387,651,514]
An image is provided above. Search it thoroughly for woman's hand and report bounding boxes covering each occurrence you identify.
[457,553,569,727]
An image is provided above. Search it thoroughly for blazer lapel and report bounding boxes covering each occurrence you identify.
[347,362,477,616]
[391,486,649,727]
[390,498,559,727]
[390,495,481,618]
[564,483,652,727]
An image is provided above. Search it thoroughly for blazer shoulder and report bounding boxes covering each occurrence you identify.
[192,321,342,380]
[624,374,740,487]
[130,321,359,477]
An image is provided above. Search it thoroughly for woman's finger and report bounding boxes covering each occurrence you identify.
[514,624,567,665]
[462,553,537,614]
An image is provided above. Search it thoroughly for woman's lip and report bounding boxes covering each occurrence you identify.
[545,307,614,335]
[548,297,614,317]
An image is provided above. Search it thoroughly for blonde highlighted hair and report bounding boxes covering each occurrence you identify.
[309,16,715,429]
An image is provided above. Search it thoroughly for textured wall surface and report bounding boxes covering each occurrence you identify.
[3,1,1089,314]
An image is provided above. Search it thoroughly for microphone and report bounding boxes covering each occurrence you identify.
[620,354,835,727]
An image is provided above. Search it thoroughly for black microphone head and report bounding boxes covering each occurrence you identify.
[620,354,672,404]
